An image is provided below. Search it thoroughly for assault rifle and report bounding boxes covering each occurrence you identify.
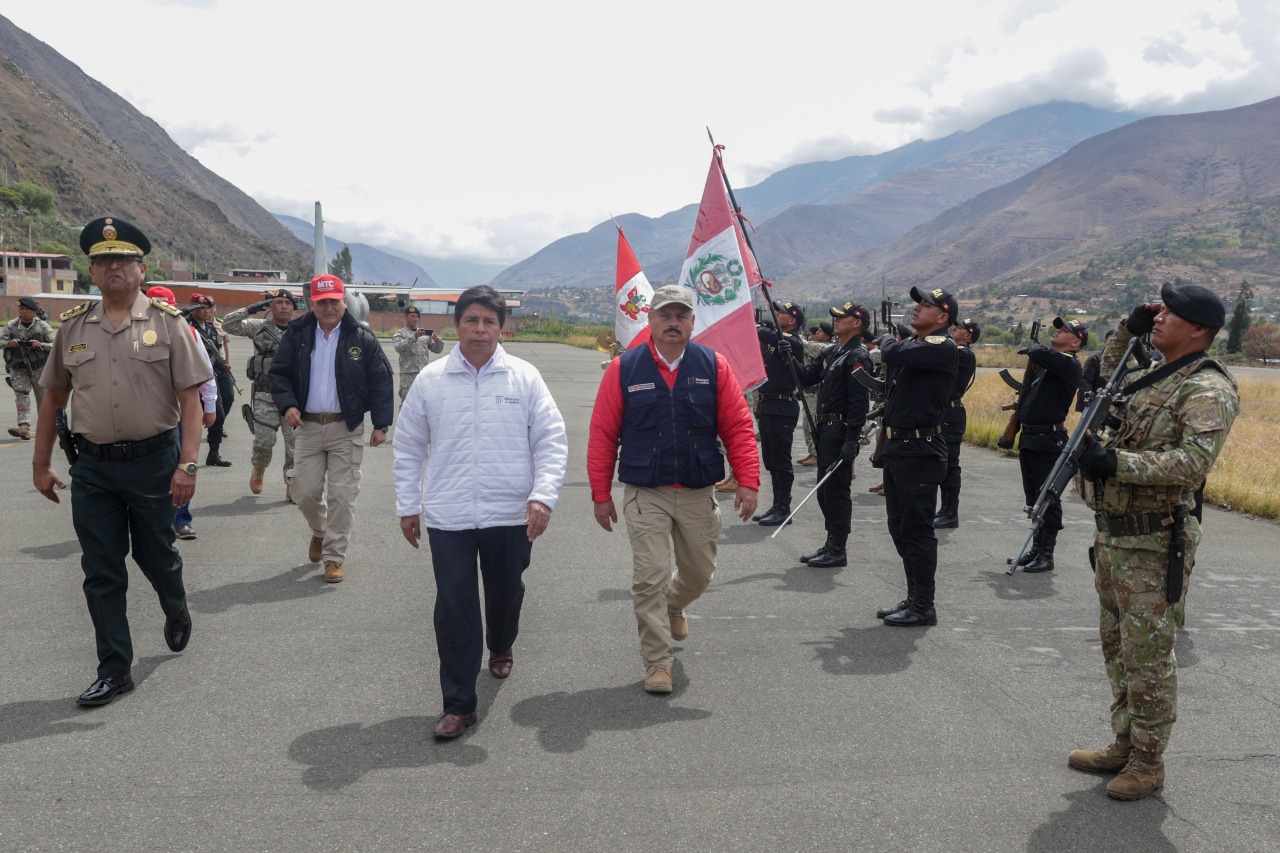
[1006,334,1150,574]
[4,339,39,388]
[996,319,1041,449]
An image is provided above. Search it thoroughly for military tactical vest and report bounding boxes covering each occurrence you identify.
[1083,355,1235,517]
[247,323,286,392]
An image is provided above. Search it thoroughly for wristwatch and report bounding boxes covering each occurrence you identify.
[177,462,199,476]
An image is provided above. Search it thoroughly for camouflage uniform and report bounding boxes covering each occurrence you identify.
[222,307,294,484]
[1074,324,1239,753]
[391,326,443,402]
[2,315,55,429]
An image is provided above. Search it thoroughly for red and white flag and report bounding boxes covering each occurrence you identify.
[677,152,766,389]
[613,226,653,351]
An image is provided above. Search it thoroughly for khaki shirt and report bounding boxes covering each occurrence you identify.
[41,291,213,443]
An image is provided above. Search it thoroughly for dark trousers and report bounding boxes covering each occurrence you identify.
[207,371,234,454]
[941,435,962,499]
[758,412,797,510]
[426,525,533,715]
[1019,449,1063,536]
[70,440,187,678]
[883,445,946,610]
[815,422,853,541]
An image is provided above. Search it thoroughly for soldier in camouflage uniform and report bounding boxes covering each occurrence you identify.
[391,306,443,402]
[222,289,298,499]
[3,296,55,440]
[798,323,833,466]
[1070,282,1239,801]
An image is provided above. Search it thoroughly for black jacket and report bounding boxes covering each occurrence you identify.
[269,312,395,432]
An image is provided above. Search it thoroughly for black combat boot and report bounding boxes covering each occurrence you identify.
[932,491,959,529]
[800,535,836,564]
[1017,531,1042,567]
[807,536,848,569]
[205,447,233,467]
[1024,530,1057,573]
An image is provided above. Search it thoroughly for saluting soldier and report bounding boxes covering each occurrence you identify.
[875,287,958,626]
[391,305,444,403]
[33,217,212,707]
[1014,316,1086,573]
[222,288,299,499]
[933,317,980,528]
[3,295,55,440]
[752,300,805,526]
[1070,283,1238,801]
[793,301,873,568]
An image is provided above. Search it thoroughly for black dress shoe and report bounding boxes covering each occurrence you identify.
[884,607,938,627]
[799,544,831,564]
[205,454,233,467]
[165,605,192,652]
[876,600,910,619]
[932,512,959,529]
[806,548,847,569]
[752,509,771,522]
[757,507,792,526]
[78,673,134,706]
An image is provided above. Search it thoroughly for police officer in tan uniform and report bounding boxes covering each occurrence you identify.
[33,217,212,707]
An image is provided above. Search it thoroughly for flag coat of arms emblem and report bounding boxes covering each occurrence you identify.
[613,226,653,350]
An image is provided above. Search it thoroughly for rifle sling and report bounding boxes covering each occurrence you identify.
[1118,351,1205,397]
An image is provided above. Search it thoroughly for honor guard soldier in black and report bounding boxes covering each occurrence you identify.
[875,286,958,626]
[934,317,980,528]
[792,300,874,568]
[752,300,806,526]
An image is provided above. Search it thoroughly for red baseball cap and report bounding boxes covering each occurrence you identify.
[146,285,177,306]
[310,274,345,301]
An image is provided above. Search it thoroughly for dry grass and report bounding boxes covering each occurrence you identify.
[965,372,1280,520]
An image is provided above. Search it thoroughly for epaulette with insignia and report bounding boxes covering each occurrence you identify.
[60,302,91,322]
[150,297,183,317]
[924,335,948,344]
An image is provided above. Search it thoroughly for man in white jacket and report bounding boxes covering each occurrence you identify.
[393,286,568,740]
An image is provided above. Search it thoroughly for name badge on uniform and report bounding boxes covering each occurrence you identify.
[141,330,158,346]
[69,343,88,352]
[627,382,656,393]
[692,377,711,385]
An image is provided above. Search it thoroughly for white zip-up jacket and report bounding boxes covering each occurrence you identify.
[393,344,567,529]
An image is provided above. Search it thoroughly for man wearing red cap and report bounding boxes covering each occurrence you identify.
[269,274,394,582]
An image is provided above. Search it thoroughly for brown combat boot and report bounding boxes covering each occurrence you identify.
[323,561,345,584]
[8,424,31,440]
[1068,733,1132,773]
[643,665,672,694]
[669,610,689,641]
[1106,750,1165,800]
[249,466,265,494]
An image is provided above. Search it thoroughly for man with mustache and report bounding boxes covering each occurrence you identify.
[588,285,759,694]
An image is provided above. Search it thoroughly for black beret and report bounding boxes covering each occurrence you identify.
[80,216,151,257]
[1053,316,1088,346]
[1160,282,1226,329]
[404,305,421,315]
[17,296,40,311]
[263,288,298,307]
[816,321,833,337]
[909,285,957,321]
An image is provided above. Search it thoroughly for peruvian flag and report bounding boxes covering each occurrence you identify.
[677,152,766,389]
[614,225,653,350]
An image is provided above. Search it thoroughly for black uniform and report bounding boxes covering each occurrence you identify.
[193,319,235,466]
[879,331,957,619]
[935,341,976,526]
[1076,350,1103,412]
[1016,343,1082,571]
[754,325,804,519]
[794,338,872,564]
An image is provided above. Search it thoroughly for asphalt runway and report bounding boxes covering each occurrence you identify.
[2,339,1277,852]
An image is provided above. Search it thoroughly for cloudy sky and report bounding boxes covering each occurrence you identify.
[6,0,1279,264]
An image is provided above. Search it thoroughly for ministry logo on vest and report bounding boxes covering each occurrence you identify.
[686,253,744,308]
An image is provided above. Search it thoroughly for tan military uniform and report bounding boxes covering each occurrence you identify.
[41,292,211,441]
[391,327,444,402]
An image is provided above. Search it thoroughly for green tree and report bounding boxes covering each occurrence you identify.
[7,182,56,214]
[1226,279,1254,354]
[328,244,354,283]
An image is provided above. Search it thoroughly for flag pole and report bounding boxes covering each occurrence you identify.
[706,127,816,440]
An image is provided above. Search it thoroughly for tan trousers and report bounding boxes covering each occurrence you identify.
[293,420,364,565]
[623,484,722,669]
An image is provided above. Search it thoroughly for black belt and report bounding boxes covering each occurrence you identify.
[1095,512,1173,537]
[816,413,845,425]
[757,392,797,402]
[74,428,177,462]
[885,425,942,439]
[302,412,345,424]
[1022,422,1065,435]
